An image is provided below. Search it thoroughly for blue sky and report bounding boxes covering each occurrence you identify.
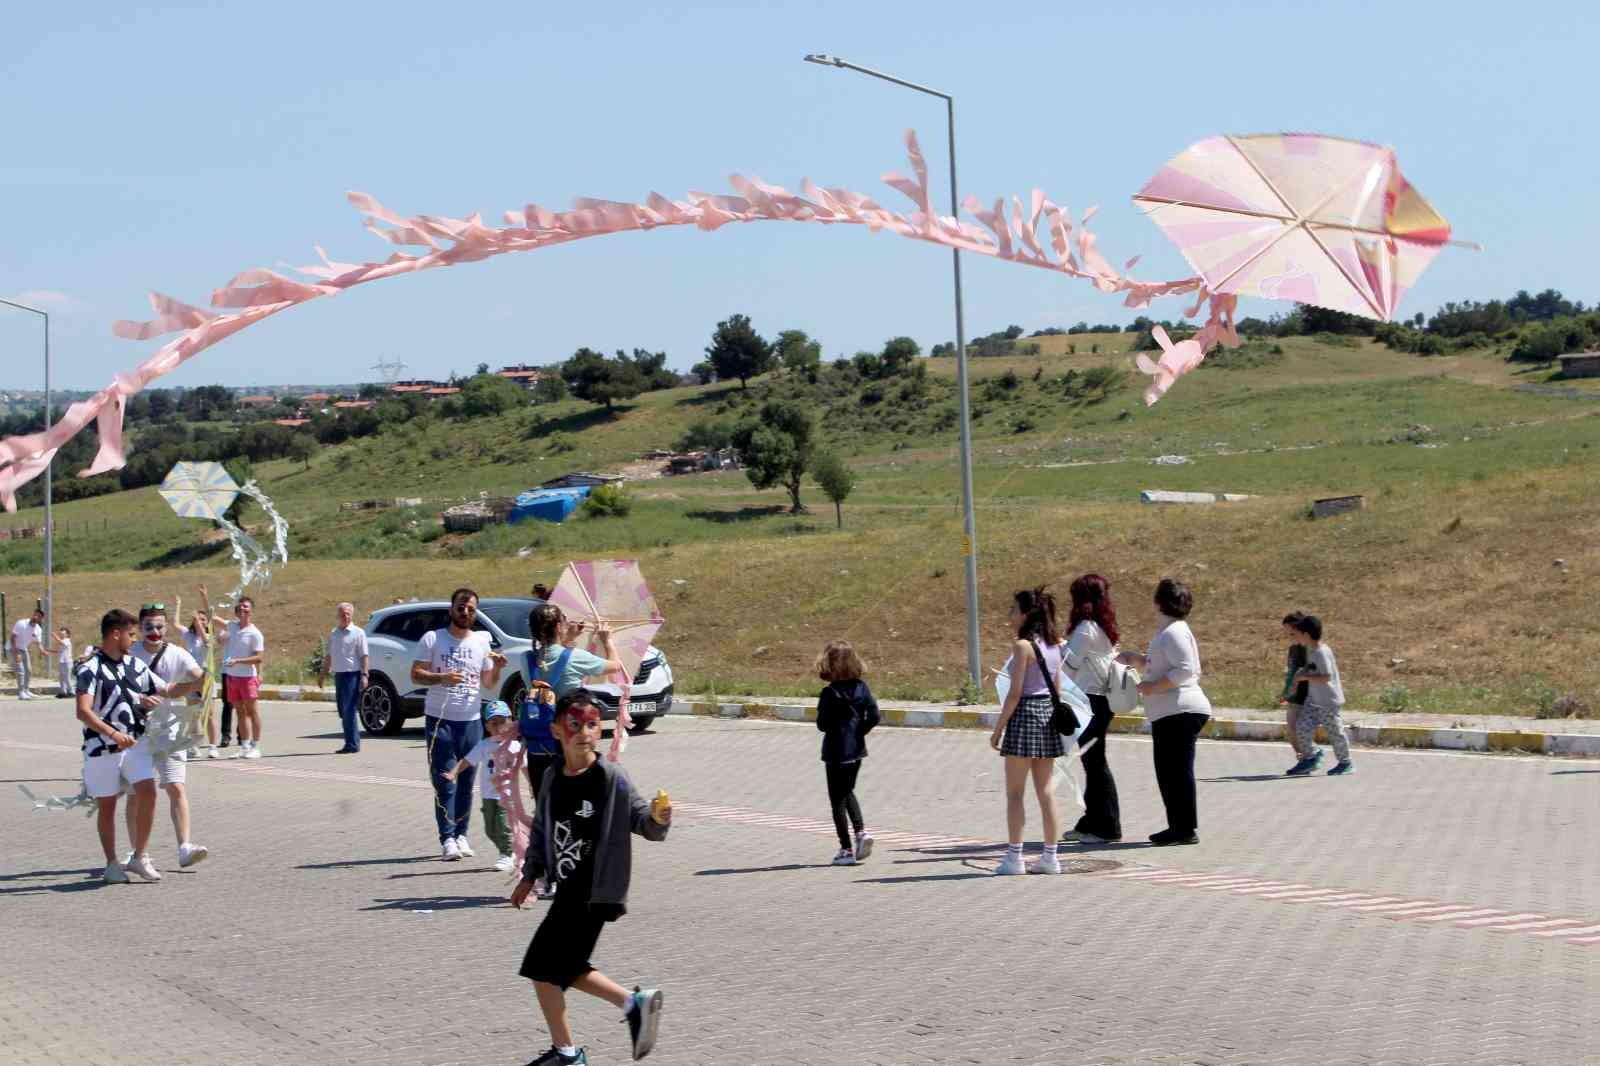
[2,0,1594,390]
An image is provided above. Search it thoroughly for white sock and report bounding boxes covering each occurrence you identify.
[1043,842,1059,859]
[1005,843,1023,862]
[557,1045,577,1057]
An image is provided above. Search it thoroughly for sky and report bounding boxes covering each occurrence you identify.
[2,0,1595,391]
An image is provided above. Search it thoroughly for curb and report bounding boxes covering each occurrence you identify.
[666,698,1600,758]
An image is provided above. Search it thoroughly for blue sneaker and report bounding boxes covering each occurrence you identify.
[1285,755,1318,776]
[1326,761,1355,776]
[624,986,663,1060]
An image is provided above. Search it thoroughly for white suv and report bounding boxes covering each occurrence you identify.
[359,597,673,736]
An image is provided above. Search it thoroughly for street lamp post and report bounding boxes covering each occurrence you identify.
[0,297,52,642]
[803,53,983,689]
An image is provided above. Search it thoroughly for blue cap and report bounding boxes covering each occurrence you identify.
[484,700,512,720]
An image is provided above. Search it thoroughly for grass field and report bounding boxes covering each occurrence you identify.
[4,336,1599,716]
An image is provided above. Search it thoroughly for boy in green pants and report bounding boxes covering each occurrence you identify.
[443,700,517,871]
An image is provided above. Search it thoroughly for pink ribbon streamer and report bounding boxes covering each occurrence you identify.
[0,130,1221,510]
[606,668,633,764]
[490,733,532,877]
[1133,290,1239,404]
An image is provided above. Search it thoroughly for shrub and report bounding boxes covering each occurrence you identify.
[580,484,632,518]
[1376,684,1413,713]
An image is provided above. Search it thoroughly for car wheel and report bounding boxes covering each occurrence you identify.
[627,715,657,735]
[360,676,405,736]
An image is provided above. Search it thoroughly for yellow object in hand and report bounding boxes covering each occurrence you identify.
[651,788,670,820]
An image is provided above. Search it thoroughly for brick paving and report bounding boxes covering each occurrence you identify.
[2,697,1597,1064]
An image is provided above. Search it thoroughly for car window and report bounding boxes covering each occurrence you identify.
[477,601,533,640]
[402,609,450,646]
[372,614,409,638]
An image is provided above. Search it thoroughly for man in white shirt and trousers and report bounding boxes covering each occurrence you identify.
[10,608,44,699]
[318,602,370,755]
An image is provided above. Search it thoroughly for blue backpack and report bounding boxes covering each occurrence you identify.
[518,645,571,755]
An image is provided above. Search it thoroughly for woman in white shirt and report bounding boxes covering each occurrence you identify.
[1117,578,1212,846]
[1061,574,1122,844]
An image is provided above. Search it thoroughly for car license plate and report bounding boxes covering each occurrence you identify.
[630,701,656,715]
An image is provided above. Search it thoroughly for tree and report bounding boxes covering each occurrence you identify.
[561,347,644,412]
[879,336,921,377]
[811,451,856,529]
[287,433,318,470]
[1002,324,1024,340]
[705,313,774,388]
[476,361,491,376]
[618,348,679,391]
[731,400,816,513]
[775,329,822,376]
[676,418,735,452]
[459,372,527,417]
[690,360,717,385]
[531,375,568,404]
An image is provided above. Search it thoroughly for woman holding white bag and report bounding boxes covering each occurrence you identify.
[1061,574,1124,845]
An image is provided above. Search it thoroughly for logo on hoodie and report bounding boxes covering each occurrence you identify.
[575,800,595,819]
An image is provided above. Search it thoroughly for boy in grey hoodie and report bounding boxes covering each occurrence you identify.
[512,690,670,1065]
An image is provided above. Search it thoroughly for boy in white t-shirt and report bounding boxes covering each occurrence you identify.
[443,700,519,872]
[1286,614,1354,776]
[55,626,75,698]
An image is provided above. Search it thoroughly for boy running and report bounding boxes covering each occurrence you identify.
[511,690,669,1064]
[130,604,209,871]
[1286,614,1355,776]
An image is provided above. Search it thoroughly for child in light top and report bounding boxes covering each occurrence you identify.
[55,626,74,699]
[1286,614,1353,776]
[814,640,880,866]
[443,700,519,872]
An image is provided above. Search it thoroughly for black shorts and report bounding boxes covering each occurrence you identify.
[520,899,606,989]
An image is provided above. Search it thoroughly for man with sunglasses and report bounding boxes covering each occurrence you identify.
[411,587,507,861]
[130,603,210,872]
[214,597,266,759]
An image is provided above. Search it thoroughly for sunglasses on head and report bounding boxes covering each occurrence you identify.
[140,602,166,612]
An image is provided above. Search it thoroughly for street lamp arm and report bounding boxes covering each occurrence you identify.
[802,54,950,101]
[0,296,53,641]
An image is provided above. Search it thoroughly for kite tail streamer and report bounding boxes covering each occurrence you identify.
[18,782,97,816]
[216,479,290,602]
[1053,734,1099,813]
[492,733,532,877]
[606,668,633,764]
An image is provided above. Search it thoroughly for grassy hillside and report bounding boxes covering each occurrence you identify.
[4,335,1599,716]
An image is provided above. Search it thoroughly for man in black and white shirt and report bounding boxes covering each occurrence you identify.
[76,609,168,885]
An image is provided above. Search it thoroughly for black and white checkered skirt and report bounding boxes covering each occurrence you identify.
[1001,694,1065,758]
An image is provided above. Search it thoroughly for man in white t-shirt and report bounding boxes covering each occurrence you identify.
[410,587,507,861]
[130,604,209,872]
[317,602,370,755]
[11,609,44,699]
[214,597,266,759]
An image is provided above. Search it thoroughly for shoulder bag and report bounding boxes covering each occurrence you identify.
[1030,641,1082,738]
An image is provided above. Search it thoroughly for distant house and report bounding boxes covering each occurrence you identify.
[1557,351,1600,379]
[388,379,444,395]
[273,418,310,427]
[334,400,376,411]
[541,471,624,490]
[238,394,276,408]
[303,392,334,406]
[425,386,461,399]
[495,364,547,390]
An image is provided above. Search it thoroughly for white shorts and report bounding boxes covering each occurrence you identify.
[82,746,156,798]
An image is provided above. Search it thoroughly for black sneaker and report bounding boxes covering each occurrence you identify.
[527,1047,586,1065]
[1149,828,1199,846]
[623,986,663,1060]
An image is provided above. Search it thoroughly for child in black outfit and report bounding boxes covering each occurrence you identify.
[512,689,671,1065]
[815,640,881,867]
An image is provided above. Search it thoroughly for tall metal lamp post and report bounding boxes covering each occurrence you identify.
[0,297,53,642]
[802,53,983,689]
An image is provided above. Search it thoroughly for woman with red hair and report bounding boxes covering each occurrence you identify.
[1061,574,1122,844]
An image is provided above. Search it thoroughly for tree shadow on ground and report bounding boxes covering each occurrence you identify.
[137,539,230,571]
[526,405,629,440]
[685,505,787,524]
[361,895,507,911]
[673,385,742,409]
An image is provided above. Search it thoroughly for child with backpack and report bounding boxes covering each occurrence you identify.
[512,690,671,1065]
[814,640,880,866]
[1285,614,1354,776]
[1278,611,1314,773]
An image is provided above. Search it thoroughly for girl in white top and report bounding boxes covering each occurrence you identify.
[1118,578,1211,845]
[1061,573,1123,844]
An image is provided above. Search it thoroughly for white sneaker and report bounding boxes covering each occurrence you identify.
[454,835,475,858]
[831,848,857,866]
[18,691,32,700]
[244,744,261,760]
[206,746,220,759]
[228,746,246,760]
[102,862,128,884]
[126,853,162,881]
[994,853,1027,876]
[1028,853,1063,875]
[179,842,209,868]
[853,832,874,862]
[494,854,515,873]
[441,838,461,861]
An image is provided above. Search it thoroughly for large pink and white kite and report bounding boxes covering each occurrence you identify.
[0,130,1460,511]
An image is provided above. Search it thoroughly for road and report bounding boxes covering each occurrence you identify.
[2,697,1597,1065]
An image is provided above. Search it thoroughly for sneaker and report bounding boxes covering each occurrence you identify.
[1027,853,1062,874]
[126,852,162,881]
[994,852,1027,876]
[853,832,874,862]
[102,862,129,884]
[228,746,246,760]
[831,848,857,866]
[1284,755,1319,776]
[18,691,32,700]
[243,744,261,760]
[494,854,515,873]
[1061,830,1117,844]
[441,838,461,862]
[623,986,663,1060]
[179,842,209,868]
[537,881,558,901]
[1326,761,1356,776]
[206,746,220,759]
[1149,828,1200,846]
[454,835,475,859]
[526,1047,587,1066]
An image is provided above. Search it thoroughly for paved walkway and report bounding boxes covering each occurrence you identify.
[2,698,1596,1064]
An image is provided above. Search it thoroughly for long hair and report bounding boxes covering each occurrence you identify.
[1013,585,1060,645]
[528,603,564,658]
[1068,573,1120,645]
[816,640,865,683]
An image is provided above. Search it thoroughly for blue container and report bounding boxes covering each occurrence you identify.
[508,486,591,524]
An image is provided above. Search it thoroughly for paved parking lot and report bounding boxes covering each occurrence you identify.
[2,697,1597,1065]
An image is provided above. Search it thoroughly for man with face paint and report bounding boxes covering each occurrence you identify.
[512,690,671,1065]
[411,587,507,861]
[131,604,209,873]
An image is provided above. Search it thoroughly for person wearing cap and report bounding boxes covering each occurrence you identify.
[442,700,519,872]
